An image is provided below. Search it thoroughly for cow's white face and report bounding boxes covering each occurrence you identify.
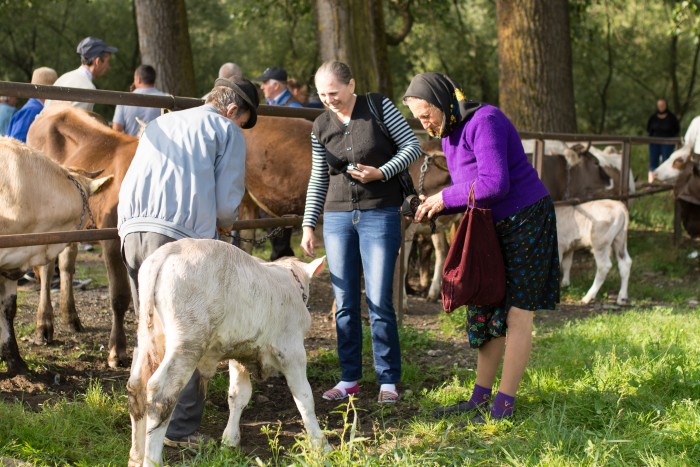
[653,145,691,182]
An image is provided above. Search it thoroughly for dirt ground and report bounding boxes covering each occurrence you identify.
[0,247,634,460]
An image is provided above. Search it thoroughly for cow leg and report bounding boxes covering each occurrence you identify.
[144,354,196,466]
[34,261,55,343]
[127,345,149,467]
[237,194,258,255]
[58,243,82,332]
[581,246,613,304]
[279,349,325,448]
[401,223,416,310]
[417,233,432,291]
[0,277,28,375]
[560,250,574,287]
[222,360,252,447]
[102,238,131,368]
[427,232,447,302]
[613,238,632,305]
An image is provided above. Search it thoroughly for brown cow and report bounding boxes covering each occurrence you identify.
[672,154,700,237]
[26,108,313,368]
[0,137,111,374]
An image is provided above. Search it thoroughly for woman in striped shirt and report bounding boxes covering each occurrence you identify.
[300,61,422,404]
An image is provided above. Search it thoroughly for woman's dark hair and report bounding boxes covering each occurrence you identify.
[315,61,353,85]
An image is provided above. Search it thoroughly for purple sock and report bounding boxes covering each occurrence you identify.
[490,391,515,419]
[468,383,492,408]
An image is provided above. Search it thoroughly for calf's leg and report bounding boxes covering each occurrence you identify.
[279,350,325,448]
[581,246,613,304]
[427,232,447,301]
[127,346,149,467]
[0,277,28,374]
[613,235,632,305]
[222,360,252,447]
[560,249,574,287]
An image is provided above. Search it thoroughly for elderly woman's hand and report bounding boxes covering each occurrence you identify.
[347,163,384,183]
[413,192,445,223]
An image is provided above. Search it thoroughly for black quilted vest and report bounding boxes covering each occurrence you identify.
[312,95,402,212]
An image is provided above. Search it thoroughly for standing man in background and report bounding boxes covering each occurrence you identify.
[7,67,58,142]
[112,65,165,137]
[45,36,117,111]
[0,96,17,135]
[647,98,680,183]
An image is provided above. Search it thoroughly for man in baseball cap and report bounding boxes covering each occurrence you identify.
[45,36,118,111]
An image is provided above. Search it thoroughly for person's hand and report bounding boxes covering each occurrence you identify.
[300,226,316,257]
[217,225,233,235]
[413,192,445,223]
[347,163,384,183]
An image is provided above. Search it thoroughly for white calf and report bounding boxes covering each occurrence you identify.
[555,200,632,305]
[127,238,326,467]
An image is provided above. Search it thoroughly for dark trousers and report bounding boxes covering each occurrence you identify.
[122,232,205,439]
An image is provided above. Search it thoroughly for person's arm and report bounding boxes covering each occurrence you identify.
[376,97,422,179]
[301,133,330,230]
[441,112,510,209]
[214,126,247,229]
[112,105,126,133]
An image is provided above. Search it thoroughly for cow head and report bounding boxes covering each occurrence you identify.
[562,144,613,199]
[653,145,691,183]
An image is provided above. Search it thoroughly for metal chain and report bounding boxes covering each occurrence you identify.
[66,174,97,230]
[222,226,288,246]
[418,152,438,195]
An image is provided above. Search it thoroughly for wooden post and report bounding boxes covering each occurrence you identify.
[533,138,544,179]
[674,200,682,245]
[621,140,631,207]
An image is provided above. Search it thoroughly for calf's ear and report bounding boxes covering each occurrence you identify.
[305,256,326,278]
[89,175,114,195]
[68,167,105,179]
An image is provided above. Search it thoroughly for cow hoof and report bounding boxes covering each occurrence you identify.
[67,318,84,333]
[108,350,129,369]
[581,296,593,305]
[616,297,630,306]
[5,358,30,376]
[35,325,54,345]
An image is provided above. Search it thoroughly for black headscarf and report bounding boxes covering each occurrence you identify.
[403,72,482,138]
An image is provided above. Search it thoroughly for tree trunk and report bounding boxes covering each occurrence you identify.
[315,0,392,96]
[496,0,577,132]
[133,0,196,97]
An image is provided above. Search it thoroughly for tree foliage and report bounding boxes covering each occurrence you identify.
[1,0,700,135]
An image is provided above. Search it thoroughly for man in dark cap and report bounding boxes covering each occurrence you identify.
[256,66,303,108]
[45,36,118,111]
[118,78,259,449]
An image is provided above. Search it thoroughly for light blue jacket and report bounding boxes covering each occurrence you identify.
[118,104,246,243]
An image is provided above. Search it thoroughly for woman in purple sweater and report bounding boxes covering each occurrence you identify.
[403,72,560,422]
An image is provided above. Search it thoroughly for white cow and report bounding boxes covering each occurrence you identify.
[653,116,700,183]
[0,136,111,374]
[555,200,632,305]
[127,238,326,467]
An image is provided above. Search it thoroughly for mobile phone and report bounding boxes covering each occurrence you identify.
[347,163,360,172]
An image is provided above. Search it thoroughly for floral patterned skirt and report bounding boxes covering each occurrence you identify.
[466,196,560,348]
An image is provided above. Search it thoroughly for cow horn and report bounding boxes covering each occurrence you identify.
[68,167,105,179]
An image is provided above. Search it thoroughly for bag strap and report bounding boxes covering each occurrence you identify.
[366,92,390,139]
[468,181,477,209]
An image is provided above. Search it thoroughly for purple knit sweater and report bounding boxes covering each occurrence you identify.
[441,105,549,222]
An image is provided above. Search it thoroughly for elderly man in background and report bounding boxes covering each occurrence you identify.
[45,36,117,111]
[0,96,17,135]
[112,64,165,137]
[7,67,58,142]
[218,62,243,80]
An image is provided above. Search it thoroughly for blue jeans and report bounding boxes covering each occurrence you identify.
[323,207,402,384]
[649,143,675,171]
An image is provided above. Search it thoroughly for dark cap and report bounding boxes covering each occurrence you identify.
[213,77,260,129]
[76,36,118,60]
[255,66,288,82]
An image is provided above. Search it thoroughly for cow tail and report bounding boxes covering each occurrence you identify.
[128,251,166,421]
[615,205,631,261]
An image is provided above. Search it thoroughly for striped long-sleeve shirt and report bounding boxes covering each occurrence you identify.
[302,97,422,229]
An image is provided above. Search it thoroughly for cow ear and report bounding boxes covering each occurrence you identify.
[89,175,114,195]
[563,148,580,166]
[68,167,105,179]
[305,256,326,278]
